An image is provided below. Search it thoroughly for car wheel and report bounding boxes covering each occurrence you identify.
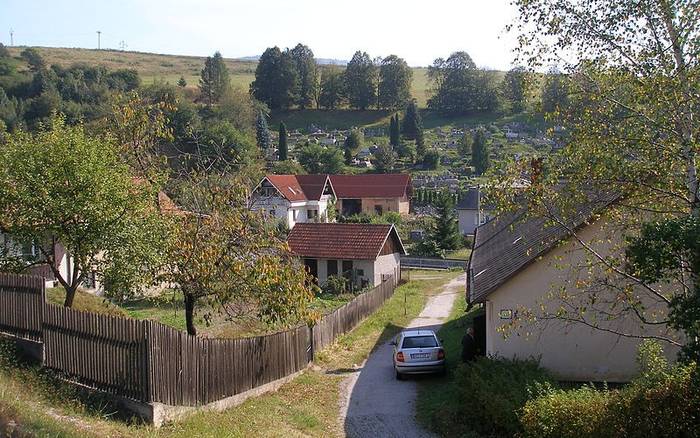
[395,370,403,380]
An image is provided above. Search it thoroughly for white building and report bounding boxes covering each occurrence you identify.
[287,223,406,290]
[251,175,336,229]
[457,187,492,236]
[467,197,679,382]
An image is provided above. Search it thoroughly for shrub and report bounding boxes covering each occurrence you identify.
[433,357,555,437]
[520,341,700,438]
[322,275,347,295]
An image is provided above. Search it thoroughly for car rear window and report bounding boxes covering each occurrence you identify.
[402,335,437,348]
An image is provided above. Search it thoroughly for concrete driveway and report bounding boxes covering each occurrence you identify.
[340,273,466,438]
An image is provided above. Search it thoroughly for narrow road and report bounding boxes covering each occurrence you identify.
[339,273,466,438]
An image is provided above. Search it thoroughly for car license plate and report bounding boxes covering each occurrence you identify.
[411,353,430,359]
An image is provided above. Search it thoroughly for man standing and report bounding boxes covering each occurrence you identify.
[461,327,476,362]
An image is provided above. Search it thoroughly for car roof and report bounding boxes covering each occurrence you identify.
[400,329,436,337]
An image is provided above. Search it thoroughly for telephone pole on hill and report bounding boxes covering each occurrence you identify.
[96,30,101,49]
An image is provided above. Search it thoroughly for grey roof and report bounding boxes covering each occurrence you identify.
[456,187,480,210]
[467,192,617,303]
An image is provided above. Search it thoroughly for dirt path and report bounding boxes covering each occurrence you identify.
[339,273,466,438]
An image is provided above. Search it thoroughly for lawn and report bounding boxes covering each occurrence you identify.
[0,270,460,437]
[445,247,472,260]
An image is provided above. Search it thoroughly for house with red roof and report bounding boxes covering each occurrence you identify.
[329,174,412,217]
[251,175,336,229]
[287,223,407,289]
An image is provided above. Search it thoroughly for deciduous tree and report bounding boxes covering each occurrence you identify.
[0,117,168,307]
[344,51,377,110]
[378,55,413,109]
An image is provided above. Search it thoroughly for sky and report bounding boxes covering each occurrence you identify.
[0,0,519,69]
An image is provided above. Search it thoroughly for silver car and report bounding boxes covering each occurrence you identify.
[390,329,446,380]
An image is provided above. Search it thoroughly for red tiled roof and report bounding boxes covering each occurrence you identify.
[329,174,411,199]
[287,223,406,260]
[264,175,331,202]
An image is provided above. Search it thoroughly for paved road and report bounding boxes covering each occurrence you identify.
[339,273,466,438]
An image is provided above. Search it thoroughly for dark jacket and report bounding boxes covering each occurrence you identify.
[461,333,476,362]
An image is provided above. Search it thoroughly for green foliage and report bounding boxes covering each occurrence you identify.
[626,217,700,362]
[0,117,168,306]
[541,70,570,114]
[372,143,395,173]
[20,48,46,72]
[199,51,230,106]
[344,51,377,110]
[471,128,489,175]
[401,100,422,140]
[502,66,529,113]
[0,43,9,58]
[344,128,363,150]
[288,44,318,109]
[318,66,345,110]
[389,114,400,147]
[199,120,258,171]
[251,46,299,110]
[378,55,413,109]
[278,121,288,161]
[427,51,501,115]
[272,159,305,175]
[520,341,700,438]
[177,76,187,87]
[296,143,344,174]
[431,191,461,250]
[422,149,440,170]
[459,130,473,157]
[255,110,272,152]
[322,275,347,295]
[433,357,555,437]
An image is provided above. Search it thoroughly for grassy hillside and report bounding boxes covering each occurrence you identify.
[6,46,432,106]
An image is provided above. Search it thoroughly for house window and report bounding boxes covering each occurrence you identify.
[307,209,318,221]
[374,205,383,215]
[327,260,338,276]
[293,210,298,221]
[356,269,365,277]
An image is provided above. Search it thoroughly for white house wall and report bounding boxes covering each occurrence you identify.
[373,253,401,285]
[484,219,679,382]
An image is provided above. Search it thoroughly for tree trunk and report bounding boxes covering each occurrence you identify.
[184,293,197,336]
[63,286,77,307]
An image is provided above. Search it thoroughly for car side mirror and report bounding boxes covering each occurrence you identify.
[389,340,396,346]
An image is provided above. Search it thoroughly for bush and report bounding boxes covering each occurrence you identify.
[433,357,555,437]
[322,275,347,295]
[520,341,700,438]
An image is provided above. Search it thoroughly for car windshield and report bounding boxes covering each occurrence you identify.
[402,335,437,349]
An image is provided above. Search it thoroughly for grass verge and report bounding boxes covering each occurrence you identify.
[416,295,483,435]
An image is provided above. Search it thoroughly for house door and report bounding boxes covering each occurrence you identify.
[473,312,486,356]
[303,259,318,284]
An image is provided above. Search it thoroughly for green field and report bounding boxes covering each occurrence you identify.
[6,46,432,106]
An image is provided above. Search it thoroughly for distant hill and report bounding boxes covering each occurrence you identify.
[5,46,432,105]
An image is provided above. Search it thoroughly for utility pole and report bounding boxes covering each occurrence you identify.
[9,28,13,46]
[96,30,101,50]
[119,40,127,51]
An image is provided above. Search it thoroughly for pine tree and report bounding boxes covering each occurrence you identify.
[402,100,423,140]
[471,128,490,175]
[430,191,461,251]
[256,111,272,154]
[373,143,395,173]
[278,122,288,161]
[177,76,187,88]
[389,114,400,147]
[415,127,425,158]
[199,51,230,106]
[344,143,353,165]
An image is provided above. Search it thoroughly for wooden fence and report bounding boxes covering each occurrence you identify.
[0,272,396,407]
[0,273,45,341]
[312,274,396,352]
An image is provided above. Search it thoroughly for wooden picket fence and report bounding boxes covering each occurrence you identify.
[0,272,396,406]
